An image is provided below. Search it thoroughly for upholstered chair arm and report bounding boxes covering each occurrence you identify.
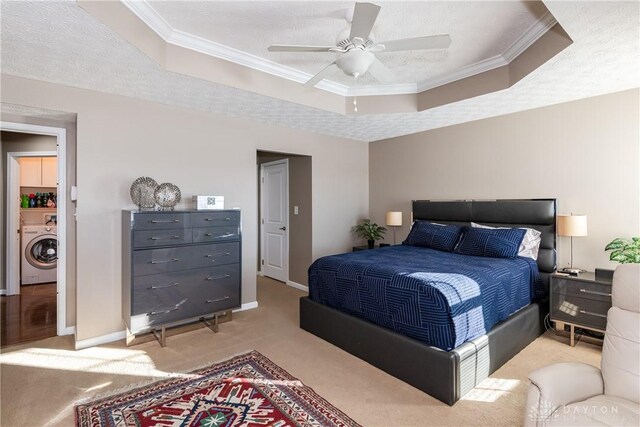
[524,362,604,426]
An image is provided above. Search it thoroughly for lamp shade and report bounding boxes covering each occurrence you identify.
[557,214,588,237]
[386,211,403,227]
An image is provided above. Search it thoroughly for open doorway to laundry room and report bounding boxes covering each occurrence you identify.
[0,125,66,347]
[257,151,312,292]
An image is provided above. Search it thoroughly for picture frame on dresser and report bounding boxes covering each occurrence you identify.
[122,209,242,347]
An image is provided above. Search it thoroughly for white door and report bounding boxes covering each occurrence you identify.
[261,160,289,282]
[6,155,21,295]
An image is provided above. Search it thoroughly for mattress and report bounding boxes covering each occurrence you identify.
[308,245,542,351]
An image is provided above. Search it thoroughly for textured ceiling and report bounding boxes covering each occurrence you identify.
[149,1,547,86]
[1,1,639,142]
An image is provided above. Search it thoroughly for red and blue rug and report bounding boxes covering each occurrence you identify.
[75,350,360,427]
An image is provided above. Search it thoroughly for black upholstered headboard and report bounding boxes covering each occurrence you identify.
[412,199,557,295]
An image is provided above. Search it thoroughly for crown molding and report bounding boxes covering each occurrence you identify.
[121,0,556,98]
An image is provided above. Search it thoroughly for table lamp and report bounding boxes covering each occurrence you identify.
[557,214,588,275]
[386,211,402,245]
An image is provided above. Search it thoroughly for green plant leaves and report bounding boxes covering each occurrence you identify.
[605,237,640,263]
[353,219,387,241]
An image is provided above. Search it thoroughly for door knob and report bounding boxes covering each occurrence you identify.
[279,226,287,231]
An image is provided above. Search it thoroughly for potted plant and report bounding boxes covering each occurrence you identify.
[605,237,640,263]
[354,219,387,249]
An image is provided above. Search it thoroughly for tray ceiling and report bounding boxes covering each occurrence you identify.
[1,1,638,142]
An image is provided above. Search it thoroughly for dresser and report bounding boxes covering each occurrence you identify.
[550,272,612,346]
[122,209,241,345]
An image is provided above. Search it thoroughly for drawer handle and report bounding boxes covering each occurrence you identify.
[579,288,612,297]
[218,233,234,238]
[150,219,180,224]
[150,236,181,241]
[204,252,231,258]
[579,309,607,319]
[205,296,230,304]
[149,299,187,316]
[150,258,179,264]
[204,218,231,221]
[206,274,230,281]
[148,282,179,290]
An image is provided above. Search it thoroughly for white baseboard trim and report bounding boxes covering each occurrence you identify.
[0,289,6,295]
[75,330,127,350]
[60,326,75,336]
[286,281,309,292]
[234,301,259,312]
[257,270,264,277]
[73,302,259,350]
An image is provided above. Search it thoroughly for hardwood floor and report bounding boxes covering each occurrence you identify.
[1,283,56,348]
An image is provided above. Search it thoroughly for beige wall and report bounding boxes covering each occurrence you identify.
[1,74,368,341]
[257,152,313,286]
[370,89,640,272]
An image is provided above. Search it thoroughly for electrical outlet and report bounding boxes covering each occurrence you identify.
[294,206,299,215]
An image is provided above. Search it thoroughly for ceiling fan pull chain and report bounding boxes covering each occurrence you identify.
[353,73,359,112]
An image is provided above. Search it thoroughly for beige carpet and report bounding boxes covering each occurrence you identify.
[0,277,601,426]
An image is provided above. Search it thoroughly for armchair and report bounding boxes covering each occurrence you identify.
[524,264,640,426]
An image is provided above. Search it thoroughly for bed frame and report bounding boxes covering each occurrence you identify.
[300,199,556,405]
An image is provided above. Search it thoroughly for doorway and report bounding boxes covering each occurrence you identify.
[1,122,68,347]
[257,151,312,290]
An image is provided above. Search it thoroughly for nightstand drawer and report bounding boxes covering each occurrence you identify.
[550,293,609,330]
[553,278,612,302]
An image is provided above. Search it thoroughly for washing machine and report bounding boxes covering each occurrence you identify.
[21,224,57,285]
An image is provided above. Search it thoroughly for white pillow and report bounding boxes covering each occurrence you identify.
[470,222,542,260]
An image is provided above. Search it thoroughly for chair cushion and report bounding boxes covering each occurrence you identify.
[547,395,640,426]
[602,307,640,403]
[612,264,640,312]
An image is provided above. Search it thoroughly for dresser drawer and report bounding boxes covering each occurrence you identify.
[132,269,196,315]
[192,211,240,228]
[132,213,190,230]
[184,264,241,314]
[551,293,609,330]
[192,226,239,243]
[133,228,192,248]
[129,298,192,333]
[133,246,195,276]
[553,278,612,303]
[190,242,240,269]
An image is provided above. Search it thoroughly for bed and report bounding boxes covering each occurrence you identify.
[300,199,556,405]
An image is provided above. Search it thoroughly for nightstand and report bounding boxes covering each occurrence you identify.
[352,243,391,252]
[550,272,613,347]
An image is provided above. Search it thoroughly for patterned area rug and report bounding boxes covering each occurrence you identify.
[75,350,360,427]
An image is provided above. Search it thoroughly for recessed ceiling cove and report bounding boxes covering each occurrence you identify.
[81,0,572,115]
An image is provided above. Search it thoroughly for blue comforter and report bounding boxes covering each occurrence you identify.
[308,245,542,351]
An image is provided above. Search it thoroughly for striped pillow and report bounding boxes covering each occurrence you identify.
[455,226,526,258]
[403,221,462,252]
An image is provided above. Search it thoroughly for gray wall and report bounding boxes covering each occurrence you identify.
[257,151,312,286]
[369,89,640,272]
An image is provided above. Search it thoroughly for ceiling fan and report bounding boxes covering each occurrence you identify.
[268,2,451,87]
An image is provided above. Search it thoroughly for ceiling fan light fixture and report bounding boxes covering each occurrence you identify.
[336,49,375,77]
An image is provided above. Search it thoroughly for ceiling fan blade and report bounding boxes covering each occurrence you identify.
[349,2,381,41]
[367,58,394,84]
[304,62,337,87]
[380,35,452,52]
[268,45,335,53]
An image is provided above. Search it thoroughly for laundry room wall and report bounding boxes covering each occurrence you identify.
[0,131,57,292]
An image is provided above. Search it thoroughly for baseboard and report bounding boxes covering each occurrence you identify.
[75,330,127,350]
[60,325,75,336]
[257,270,265,277]
[286,280,309,292]
[234,301,259,312]
[74,302,259,350]
[0,289,6,295]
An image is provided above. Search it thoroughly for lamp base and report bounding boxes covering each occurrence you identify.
[559,267,583,276]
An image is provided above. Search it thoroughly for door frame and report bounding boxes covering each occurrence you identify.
[259,159,289,282]
[1,121,71,336]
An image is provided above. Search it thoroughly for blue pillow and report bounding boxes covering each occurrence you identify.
[403,221,462,252]
[455,226,526,258]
